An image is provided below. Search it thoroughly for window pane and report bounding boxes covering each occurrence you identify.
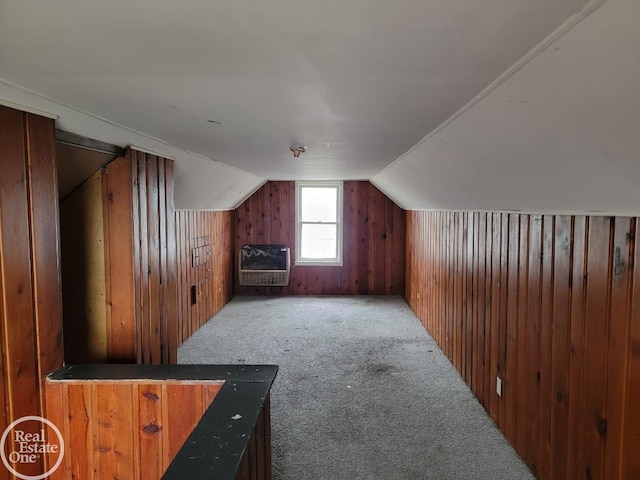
[301,187,337,222]
[300,224,337,259]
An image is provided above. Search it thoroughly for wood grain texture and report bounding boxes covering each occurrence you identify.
[505,213,519,445]
[566,216,588,480]
[103,156,137,361]
[164,160,178,363]
[235,181,405,295]
[525,215,542,475]
[406,211,640,480]
[624,218,640,479]
[515,215,530,456]
[175,211,234,345]
[549,216,571,480]
[537,214,554,480]
[582,216,611,480]
[0,106,63,479]
[0,106,40,436]
[44,381,68,480]
[604,218,633,480]
[25,113,64,407]
[60,170,108,363]
[235,398,272,480]
[100,149,178,363]
[44,379,222,479]
[476,213,487,407]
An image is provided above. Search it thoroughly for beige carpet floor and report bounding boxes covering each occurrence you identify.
[178,295,535,480]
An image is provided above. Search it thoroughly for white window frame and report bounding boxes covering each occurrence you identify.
[295,181,343,266]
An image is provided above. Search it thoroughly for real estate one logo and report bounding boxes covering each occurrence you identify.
[0,416,64,480]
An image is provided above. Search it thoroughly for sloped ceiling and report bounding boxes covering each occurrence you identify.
[373,0,640,215]
[2,0,637,213]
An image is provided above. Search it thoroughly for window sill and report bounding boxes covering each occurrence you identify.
[295,260,343,267]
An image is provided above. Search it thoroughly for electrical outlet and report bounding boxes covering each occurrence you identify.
[496,376,503,397]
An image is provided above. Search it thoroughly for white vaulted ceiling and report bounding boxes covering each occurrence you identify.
[373,0,640,215]
[1,0,638,213]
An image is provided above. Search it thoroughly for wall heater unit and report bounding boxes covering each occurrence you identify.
[238,244,290,286]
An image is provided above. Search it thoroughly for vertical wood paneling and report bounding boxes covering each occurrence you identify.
[175,210,235,344]
[454,213,462,373]
[0,106,63,479]
[0,108,40,444]
[70,384,94,479]
[445,213,452,359]
[234,181,405,296]
[405,211,640,480]
[515,215,530,456]
[165,160,178,364]
[582,217,612,480]
[484,213,494,413]
[130,149,142,364]
[549,216,571,480]
[103,149,177,363]
[234,399,272,480]
[505,213,519,444]
[538,215,554,480]
[624,218,640,479]
[444,212,456,362]
[358,183,369,295]
[104,156,137,361]
[146,156,162,364]
[476,213,487,406]
[264,394,273,480]
[165,384,204,462]
[60,171,109,364]
[96,384,136,479]
[566,216,588,479]
[498,213,508,429]
[604,217,633,479]
[44,381,68,480]
[44,380,222,479]
[138,384,164,479]
[525,215,542,475]
[25,114,64,406]
[465,213,474,388]
[489,213,500,422]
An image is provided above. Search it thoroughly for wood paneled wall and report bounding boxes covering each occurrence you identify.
[406,211,640,480]
[45,379,222,479]
[61,149,177,364]
[175,211,234,345]
[101,150,178,363]
[235,398,272,480]
[0,106,64,479]
[60,170,108,363]
[235,181,405,295]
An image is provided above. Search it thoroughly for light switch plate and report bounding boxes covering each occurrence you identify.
[496,376,503,397]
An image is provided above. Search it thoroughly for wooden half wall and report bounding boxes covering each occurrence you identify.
[45,378,222,479]
[44,364,277,480]
[0,105,64,479]
[406,211,640,480]
[235,181,405,295]
[175,211,234,345]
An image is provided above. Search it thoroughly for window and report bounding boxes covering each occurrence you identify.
[295,181,343,266]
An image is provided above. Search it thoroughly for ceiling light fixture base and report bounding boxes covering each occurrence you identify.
[290,146,306,158]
